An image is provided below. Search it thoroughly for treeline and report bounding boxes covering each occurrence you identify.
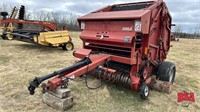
[25,11,80,31]
[0,4,80,31]
[173,32,200,39]
[173,25,200,39]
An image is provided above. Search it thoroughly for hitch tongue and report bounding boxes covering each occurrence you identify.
[28,77,40,95]
[28,57,92,95]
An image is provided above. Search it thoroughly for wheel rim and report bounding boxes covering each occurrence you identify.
[66,43,72,50]
[169,67,175,83]
[144,86,149,96]
[7,34,13,40]
[7,36,13,40]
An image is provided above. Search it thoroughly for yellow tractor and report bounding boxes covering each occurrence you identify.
[0,5,74,51]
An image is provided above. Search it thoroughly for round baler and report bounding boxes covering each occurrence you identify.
[28,0,175,110]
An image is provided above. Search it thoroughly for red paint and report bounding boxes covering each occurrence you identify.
[0,19,57,30]
[145,78,152,85]
[47,0,172,92]
[177,92,195,103]
[48,54,111,90]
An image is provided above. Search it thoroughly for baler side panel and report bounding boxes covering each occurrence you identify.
[146,2,172,61]
[148,4,162,61]
[141,11,151,34]
[162,3,172,52]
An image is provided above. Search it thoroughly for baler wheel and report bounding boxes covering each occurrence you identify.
[157,61,176,83]
[139,82,149,99]
[1,35,8,40]
[1,35,12,40]
[62,42,74,51]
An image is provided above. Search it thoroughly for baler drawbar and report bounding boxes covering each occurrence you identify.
[28,57,92,95]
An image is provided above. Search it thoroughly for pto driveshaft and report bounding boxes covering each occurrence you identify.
[28,57,91,95]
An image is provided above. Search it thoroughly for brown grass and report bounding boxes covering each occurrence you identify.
[0,33,199,112]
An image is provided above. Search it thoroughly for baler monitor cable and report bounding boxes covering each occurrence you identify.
[85,55,107,90]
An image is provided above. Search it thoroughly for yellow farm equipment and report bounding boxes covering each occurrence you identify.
[0,27,3,35]
[34,30,74,50]
[4,30,74,50]
[0,5,74,51]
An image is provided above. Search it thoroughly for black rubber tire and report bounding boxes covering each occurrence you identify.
[157,61,176,83]
[1,35,8,40]
[62,42,74,51]
[139,82,149,100]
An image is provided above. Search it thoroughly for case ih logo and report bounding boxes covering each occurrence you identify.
[122,27,132,31]
[177,91,195,107]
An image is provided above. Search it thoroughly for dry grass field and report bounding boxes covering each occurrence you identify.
[0,32,200,112]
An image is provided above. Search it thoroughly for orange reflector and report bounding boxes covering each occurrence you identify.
[144,47,148,55]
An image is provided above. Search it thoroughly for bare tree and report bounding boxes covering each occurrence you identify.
[51,12,61,22]
[174,25,183,38]
[0,3,80,31]
[175,25,182,33]
[194,24,200,38]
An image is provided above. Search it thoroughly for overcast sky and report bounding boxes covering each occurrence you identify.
[1,0,200,33]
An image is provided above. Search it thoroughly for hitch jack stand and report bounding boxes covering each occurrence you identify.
[42,87,73,111]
